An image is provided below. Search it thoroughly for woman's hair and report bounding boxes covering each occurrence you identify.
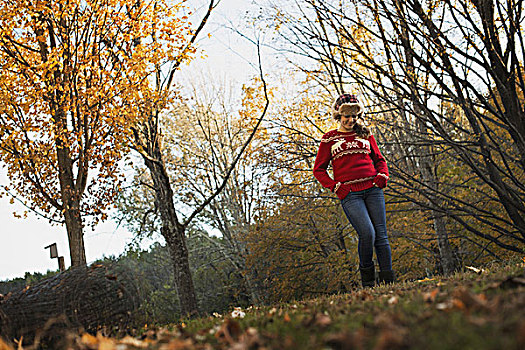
[352,120,371,139]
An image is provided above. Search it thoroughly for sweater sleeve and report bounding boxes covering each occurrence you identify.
[313,138,338,192]
[369,135,389,177]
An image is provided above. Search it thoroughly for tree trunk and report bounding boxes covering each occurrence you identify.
[40,12,87,267]
[143,147,198,317]
[243,270,262,304]
[165,226,199,317]
[63,201,86,267]
[418,143,457,275]
[396,0,457,274]
[432,212,456,274]
[55,115,86,267]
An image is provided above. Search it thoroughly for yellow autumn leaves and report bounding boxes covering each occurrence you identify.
[0,0,195,227]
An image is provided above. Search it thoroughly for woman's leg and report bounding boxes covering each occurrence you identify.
[341,191,376,269]
[365,187,393,278]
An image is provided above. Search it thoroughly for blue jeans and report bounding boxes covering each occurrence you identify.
[341,187,392,271]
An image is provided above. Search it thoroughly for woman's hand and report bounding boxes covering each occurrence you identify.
[373,174,388,189]
[335,183,352,200]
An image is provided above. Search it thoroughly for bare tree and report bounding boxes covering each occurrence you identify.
[263,0,525,264]
[163,76,267,303]
[130,10,270,314]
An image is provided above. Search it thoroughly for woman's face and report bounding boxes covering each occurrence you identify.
[339,114,359,132]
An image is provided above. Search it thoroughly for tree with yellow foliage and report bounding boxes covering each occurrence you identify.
[0,0,193,266]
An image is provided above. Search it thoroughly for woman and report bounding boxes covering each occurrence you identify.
[313,93,394,287]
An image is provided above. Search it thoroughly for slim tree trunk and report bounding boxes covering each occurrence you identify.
[55,112,86,267]
[243,271,262,304]
[166,226,198,317]
[142,140,198,317]
[395,0,456,274]
[433,213,456,274]
[416,121,456,274]
[62,197,86,267]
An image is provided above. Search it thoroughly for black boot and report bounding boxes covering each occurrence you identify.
[378,270,396,284]
[360,265,375,288]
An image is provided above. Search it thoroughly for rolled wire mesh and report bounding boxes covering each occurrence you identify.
[0,262,140,344]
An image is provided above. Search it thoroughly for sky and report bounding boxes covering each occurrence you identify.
[0,0,269,281]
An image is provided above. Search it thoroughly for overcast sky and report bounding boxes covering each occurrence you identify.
[0,0,268,281]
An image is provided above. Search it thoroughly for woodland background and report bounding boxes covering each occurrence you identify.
[0,0,524,323]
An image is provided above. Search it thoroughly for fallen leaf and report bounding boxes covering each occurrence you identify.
[156,328,180,342]
[283,312,291,322]
[453,287,487,311]
[315,313,332,328]
[215,318,242,344]
[119,336,149,348]
[97,333,116,350]
[417,277,435,283]
[387,296,398,305]
[451,298,466,310]
[423,289,439,303]
[436,302,452,311]
[81,333,98,347]
[0,337,14,350]
[229,327,263,350]
[465,266,483,274]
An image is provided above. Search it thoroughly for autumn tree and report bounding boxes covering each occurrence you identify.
[118,68,269,314]
[162,76,270,304]
[0,0,191,266]
[123,0,217,317]
[115,0,271,312]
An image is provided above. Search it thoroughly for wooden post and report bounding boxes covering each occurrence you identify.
[45,243,66,272]
[58,256,65,272]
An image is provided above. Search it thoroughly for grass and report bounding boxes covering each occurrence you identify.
[3,261,525,349]
[147,261,525,350]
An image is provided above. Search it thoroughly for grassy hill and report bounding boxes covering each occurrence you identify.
[2,260,524,349]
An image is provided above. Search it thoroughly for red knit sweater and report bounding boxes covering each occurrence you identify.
[313,130,389,200]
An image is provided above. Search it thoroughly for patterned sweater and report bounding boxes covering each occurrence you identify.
[313,130,389,200]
